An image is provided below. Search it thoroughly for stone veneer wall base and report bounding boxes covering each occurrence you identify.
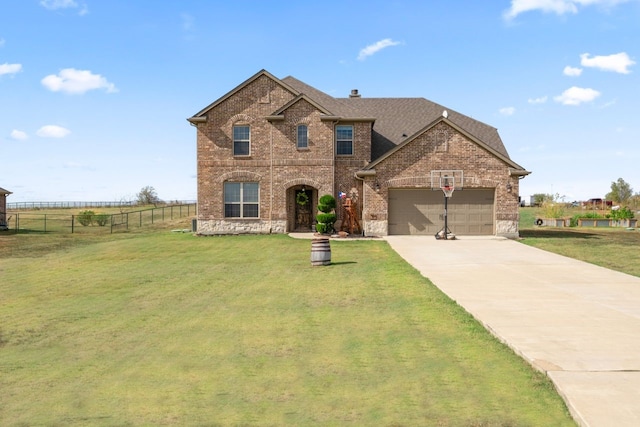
[197,219,287,235]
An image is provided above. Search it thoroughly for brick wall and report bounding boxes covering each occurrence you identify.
[194,75,520,237]
[361,121,520,237]
[195,75,350,234]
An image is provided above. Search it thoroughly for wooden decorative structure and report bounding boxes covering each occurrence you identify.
[340,197,361,234]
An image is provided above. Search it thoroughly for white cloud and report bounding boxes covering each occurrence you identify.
[10,130,28,140]
[181,13,195,31]
[40,0,88,15]
[357,38,402,61]
[504,0,631,20]
[0,63,22,76]
[554,86,601,105]
[37,125,71,138]
[41,68,118,94]
[40,0,77,9]
[499,107,516,116]
[563,65,583,76]
[580,52,635,74]
[528,95,548,104]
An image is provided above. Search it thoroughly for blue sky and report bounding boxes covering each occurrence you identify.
[1,0,638,203]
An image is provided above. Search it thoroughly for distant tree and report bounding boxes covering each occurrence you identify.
[136,186,161,206]
[531,193,555,207]
[605,178,633,204]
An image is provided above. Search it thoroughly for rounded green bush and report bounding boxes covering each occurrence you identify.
[316,213,336,225]
[94,213,110,226]
[315,223,327,234]
[318,194,336,211]
[77,210,95,226]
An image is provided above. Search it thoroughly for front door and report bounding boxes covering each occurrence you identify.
[295,189,313,231]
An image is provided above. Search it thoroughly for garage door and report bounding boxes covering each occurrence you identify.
[388,188,495,235]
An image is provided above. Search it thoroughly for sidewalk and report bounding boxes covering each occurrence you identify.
[383,236,640,427]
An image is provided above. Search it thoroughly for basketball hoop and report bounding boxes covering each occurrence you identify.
[437,176,456,240]
[442,185,454,198]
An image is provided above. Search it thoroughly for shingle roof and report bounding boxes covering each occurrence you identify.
[282,76,510,162]
[191,70,520,168]
[281,76,363,119]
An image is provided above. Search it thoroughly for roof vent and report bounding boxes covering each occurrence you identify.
[349,89,361,98]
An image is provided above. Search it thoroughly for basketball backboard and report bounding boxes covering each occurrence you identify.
[430,170,464,191]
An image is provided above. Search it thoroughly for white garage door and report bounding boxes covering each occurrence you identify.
[388,188,495,235]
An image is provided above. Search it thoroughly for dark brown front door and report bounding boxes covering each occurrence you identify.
[295,189,312,231]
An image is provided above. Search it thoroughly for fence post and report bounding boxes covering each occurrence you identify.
[72,215,75,234]
[139,211,142,227]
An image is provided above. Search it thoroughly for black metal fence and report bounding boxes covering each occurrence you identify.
[1,204,196,234]
[7,200,196,210]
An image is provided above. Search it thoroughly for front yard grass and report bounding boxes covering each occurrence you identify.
[0,232,575,426]
[519,207,640,277]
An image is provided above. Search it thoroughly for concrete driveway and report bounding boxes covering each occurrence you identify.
[384,236,640,427]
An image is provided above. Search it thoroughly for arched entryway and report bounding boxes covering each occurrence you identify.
[289,185,316,232]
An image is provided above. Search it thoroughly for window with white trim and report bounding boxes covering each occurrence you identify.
[336,125,353,155]
[233,125,250,156]
[224,182,259,218]
[297,124,308,149]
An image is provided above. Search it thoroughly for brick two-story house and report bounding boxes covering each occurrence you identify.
[188,70,529,238]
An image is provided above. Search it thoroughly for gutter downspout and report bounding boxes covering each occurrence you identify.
[269,125,273,233]
[332,121,338,202]
[354,172,365,236]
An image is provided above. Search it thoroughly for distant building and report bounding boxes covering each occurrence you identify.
[0,187,11,230]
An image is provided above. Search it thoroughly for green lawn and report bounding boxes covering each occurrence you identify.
[0,231,575,426]
[519,207,640,277]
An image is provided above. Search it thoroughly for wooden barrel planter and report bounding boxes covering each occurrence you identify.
[311,237,331,266]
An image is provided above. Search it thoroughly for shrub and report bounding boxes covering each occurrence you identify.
[541,202,565,219]
[94,213,110,226]
[318,194,336,212]
[316,213,337,225]
[571,212,605,226]
[316,194,337,234]
[77,210,95,226]
[610,207,634,220]
[581,212,604,219]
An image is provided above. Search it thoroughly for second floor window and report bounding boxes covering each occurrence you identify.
[297,125,308,149]
[233,125,250,156]
[336,125,353,155]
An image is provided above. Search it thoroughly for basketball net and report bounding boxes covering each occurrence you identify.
[442,185,454,198]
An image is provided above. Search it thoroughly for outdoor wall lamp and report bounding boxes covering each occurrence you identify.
[506,182,513,193]
[375,182,380,193]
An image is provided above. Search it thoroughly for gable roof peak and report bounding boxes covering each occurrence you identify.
[188,69,299,120]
